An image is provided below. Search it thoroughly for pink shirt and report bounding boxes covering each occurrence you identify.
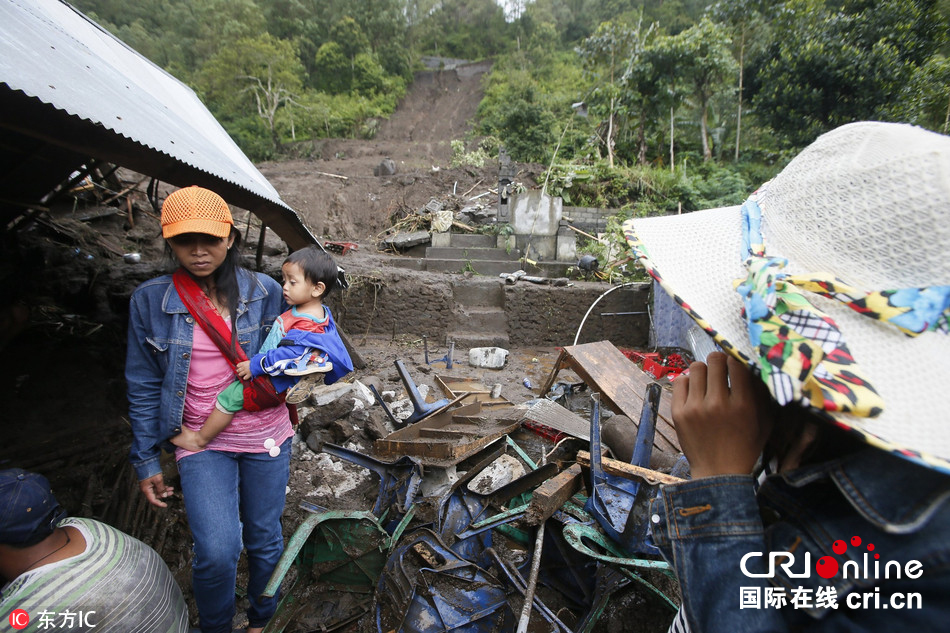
[175,320,293,460]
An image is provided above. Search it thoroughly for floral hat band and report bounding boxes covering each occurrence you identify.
[624,122,950,474]
[736,188,950,418]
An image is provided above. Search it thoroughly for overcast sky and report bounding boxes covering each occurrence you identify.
[496,0,530,22]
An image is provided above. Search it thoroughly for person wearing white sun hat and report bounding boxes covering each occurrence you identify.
[624,121,950,631]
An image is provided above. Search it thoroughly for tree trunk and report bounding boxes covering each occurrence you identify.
[637,115,647,166]
[701,97,710,162]
[607,96,615,169]
[670,105,675,173]
[735,35,745,162]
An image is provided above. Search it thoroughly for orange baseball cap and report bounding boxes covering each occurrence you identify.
[161,186,234,239]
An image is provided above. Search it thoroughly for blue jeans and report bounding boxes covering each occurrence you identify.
[177,439,291,633]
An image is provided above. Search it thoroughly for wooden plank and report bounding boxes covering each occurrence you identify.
[374,406,521,465]
[435,375,513,407]
[541,341,680,454]
[576,450,685,485]
[417,428,479,439]
[524,464,583,526]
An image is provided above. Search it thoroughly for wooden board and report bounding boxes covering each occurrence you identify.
[524,464,583,525]
[575,450,685,485]
[374,404,522,466]
[435,375,513,407]
[538,341,681,454]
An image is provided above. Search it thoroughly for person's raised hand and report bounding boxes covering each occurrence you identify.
[139,473,174,508]
[671,352,772,479]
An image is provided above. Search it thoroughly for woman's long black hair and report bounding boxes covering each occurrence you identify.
[216,228,244,345]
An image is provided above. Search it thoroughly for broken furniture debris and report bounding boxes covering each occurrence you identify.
[423,335,455,368]
[323,241,359,256]
[539,341,682,456]
[435,375,513,408]
[263,340,685,632]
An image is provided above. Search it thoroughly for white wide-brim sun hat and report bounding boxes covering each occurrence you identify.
[624,121,950,473]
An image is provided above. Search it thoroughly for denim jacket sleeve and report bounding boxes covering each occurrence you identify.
[126,277,183,481]
[126,270,285,481]
[652,475,787,632]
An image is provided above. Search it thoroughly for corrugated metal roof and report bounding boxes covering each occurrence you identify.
[0,0,316,249]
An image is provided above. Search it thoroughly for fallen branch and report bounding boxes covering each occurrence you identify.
[468,188,497,201]
[101,176,149,205]
[576,450,685,485]
[315,170,348,180]
[451,220,476,232]
[567,224,607,244]
[604,255,633,270]
[461,179,483,198]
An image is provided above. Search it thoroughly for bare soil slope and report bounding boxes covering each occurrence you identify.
[258,61,510,241]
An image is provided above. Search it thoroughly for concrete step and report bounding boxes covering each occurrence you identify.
[425,246,521,261]
[384,257,426,272]
[454,306,507,331]
[451,278,505,308]
[426,259,523,276]
[447,330,510,349]
[445,233,496,248]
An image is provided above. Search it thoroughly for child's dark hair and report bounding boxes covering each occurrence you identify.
[284,246,338,299]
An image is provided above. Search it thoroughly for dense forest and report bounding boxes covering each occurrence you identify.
[75,0,950,214]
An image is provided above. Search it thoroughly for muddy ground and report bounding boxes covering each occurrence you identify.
[0,62,679,632]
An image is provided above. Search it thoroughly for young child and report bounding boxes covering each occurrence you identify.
[171,246,353,452]
[625,122,950,631]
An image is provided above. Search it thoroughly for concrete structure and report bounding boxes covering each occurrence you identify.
[510,190,563,261]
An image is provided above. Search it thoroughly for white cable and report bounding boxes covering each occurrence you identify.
[572,282,637,346]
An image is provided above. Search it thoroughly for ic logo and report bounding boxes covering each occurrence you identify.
[9,609,29,630]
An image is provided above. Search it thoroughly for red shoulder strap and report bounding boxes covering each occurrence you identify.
[172,268,247,367]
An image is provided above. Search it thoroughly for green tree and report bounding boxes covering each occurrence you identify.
[313,42,351,93]
[263,0,327,78]
[478,80,556,162]
[577,18,656,167]
[887,54,950,133]
[330,16,371,64]
[708,0,772,160]
[197,33,306,151]
[671,18,736,161]
[622,37,672,165]
[415,0,512,58]
[640,33,688,169]
[748,0,946,146]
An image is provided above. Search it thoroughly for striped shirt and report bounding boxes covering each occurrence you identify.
[0,518,188,632]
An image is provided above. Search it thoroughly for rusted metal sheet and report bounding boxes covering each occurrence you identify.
[374,403,522,466]
[0,0,318,250]
[538,341,681,454]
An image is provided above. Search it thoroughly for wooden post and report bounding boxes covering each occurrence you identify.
[256,223,266,271]
[524,464,583,525]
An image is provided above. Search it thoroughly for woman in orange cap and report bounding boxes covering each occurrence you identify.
[125,186,290,633]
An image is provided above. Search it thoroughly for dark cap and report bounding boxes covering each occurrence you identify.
[0,468,64,546]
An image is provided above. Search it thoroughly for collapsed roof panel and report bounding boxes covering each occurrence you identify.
[0,0,315,250]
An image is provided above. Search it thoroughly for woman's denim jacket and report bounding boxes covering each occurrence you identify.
[125,269,284,481]
[652,448,950,631]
